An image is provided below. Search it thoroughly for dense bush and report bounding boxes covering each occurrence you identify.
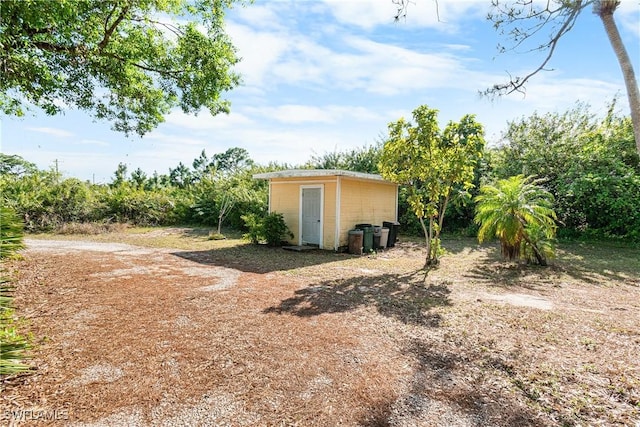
[492,103,640,241]
[242,212,293,246]
[0,149,271,231]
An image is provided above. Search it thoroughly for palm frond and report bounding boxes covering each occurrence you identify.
[475,174,557,264]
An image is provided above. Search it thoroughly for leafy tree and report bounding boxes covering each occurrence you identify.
[144,171,171,191]
[380,105,485,266]
[169,162,194,189]
[0,154,37,177]
[192,149,212,180]
[211,147,254,175]
[485,0,640,153]
[130,168,147,189]
[307,149,345,170]
[494,102,640,240]
[556,115,640,239]
[0,0,240,135]
[307,143,382,174]
[112,162,128,187]
[475,175,557,266]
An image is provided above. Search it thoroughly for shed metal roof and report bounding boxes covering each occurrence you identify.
[253,169,394,184]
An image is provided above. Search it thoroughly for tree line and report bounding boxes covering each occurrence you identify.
[1,103,638,243]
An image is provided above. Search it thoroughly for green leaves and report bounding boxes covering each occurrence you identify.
[0,210,31,376]
[242,212,293,246]
[380,105,486,265]
[0,207,25,259]
[493,102,640,240]
[0,0,240,135]
[474,175,557,265]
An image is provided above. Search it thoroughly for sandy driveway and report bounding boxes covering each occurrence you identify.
[3,239,423,426]
[3,238,637,426]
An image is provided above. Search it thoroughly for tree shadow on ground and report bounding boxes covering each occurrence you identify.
[366,339,544,427]
[264,271,451,326]
[360,339,545,426]
[463,262,558,290]
[463,242,639,288]
[555,240,640,285]
[171,244,353,273]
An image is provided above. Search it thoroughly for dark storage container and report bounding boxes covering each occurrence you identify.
[355,223,373,253]
[373,225,382,249]
[383,221,400,247]
[348,229,363,255]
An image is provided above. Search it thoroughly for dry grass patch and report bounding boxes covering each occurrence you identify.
[2,229,639,426]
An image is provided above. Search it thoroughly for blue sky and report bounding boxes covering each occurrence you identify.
[1,0,639,183]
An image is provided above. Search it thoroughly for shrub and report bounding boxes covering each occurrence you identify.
[242,212,293,246]
[475,175,557,266]
[262,212,293,246]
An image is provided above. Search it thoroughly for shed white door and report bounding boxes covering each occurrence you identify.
[301,187,322,246]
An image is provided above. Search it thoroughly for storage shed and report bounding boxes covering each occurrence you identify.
[253,169,398,251]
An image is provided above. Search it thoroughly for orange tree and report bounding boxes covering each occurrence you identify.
[379,105,485,266]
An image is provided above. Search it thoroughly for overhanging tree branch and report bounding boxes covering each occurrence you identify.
[482,0,587,98]
[99,4,130,51]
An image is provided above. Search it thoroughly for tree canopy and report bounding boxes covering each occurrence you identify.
[0,0,240,136]
[380,105,485,266]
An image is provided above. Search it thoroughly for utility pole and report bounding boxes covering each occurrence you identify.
[54,159,59,183]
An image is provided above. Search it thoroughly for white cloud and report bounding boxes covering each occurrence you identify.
[26,127,74,138]
[237,27,487,96]
[615,2,640,36]
[320,0,488,31]
[226,22,291,87]
[162,110,252,131]
[246,104,383,124]
[319,0,400,30]
[515,76,625,111]
[231,3,285,30]
[143,131,209,147]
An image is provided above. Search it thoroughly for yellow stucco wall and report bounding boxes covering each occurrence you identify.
[338,177,398,248]
[268,177,337,249]
[267,175,397,250]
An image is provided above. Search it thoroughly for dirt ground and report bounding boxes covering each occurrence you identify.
[1,232,639,426]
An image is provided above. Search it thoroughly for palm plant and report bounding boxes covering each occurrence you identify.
[474,175,557,266]
[0,207,25,258]
[0,207,31,376]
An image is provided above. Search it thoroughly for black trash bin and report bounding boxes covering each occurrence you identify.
[355,223,373,253]
[383,221,400,247]
[373,225,382,249]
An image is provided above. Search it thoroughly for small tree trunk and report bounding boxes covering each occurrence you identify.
[598,4,640,153]
[422,216,438,266]
[432,193,451,264]
[521,232,547,266]
[419,216,430,263]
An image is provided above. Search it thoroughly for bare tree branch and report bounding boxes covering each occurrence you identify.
[393,0,442,23]
[482,0,591,98]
